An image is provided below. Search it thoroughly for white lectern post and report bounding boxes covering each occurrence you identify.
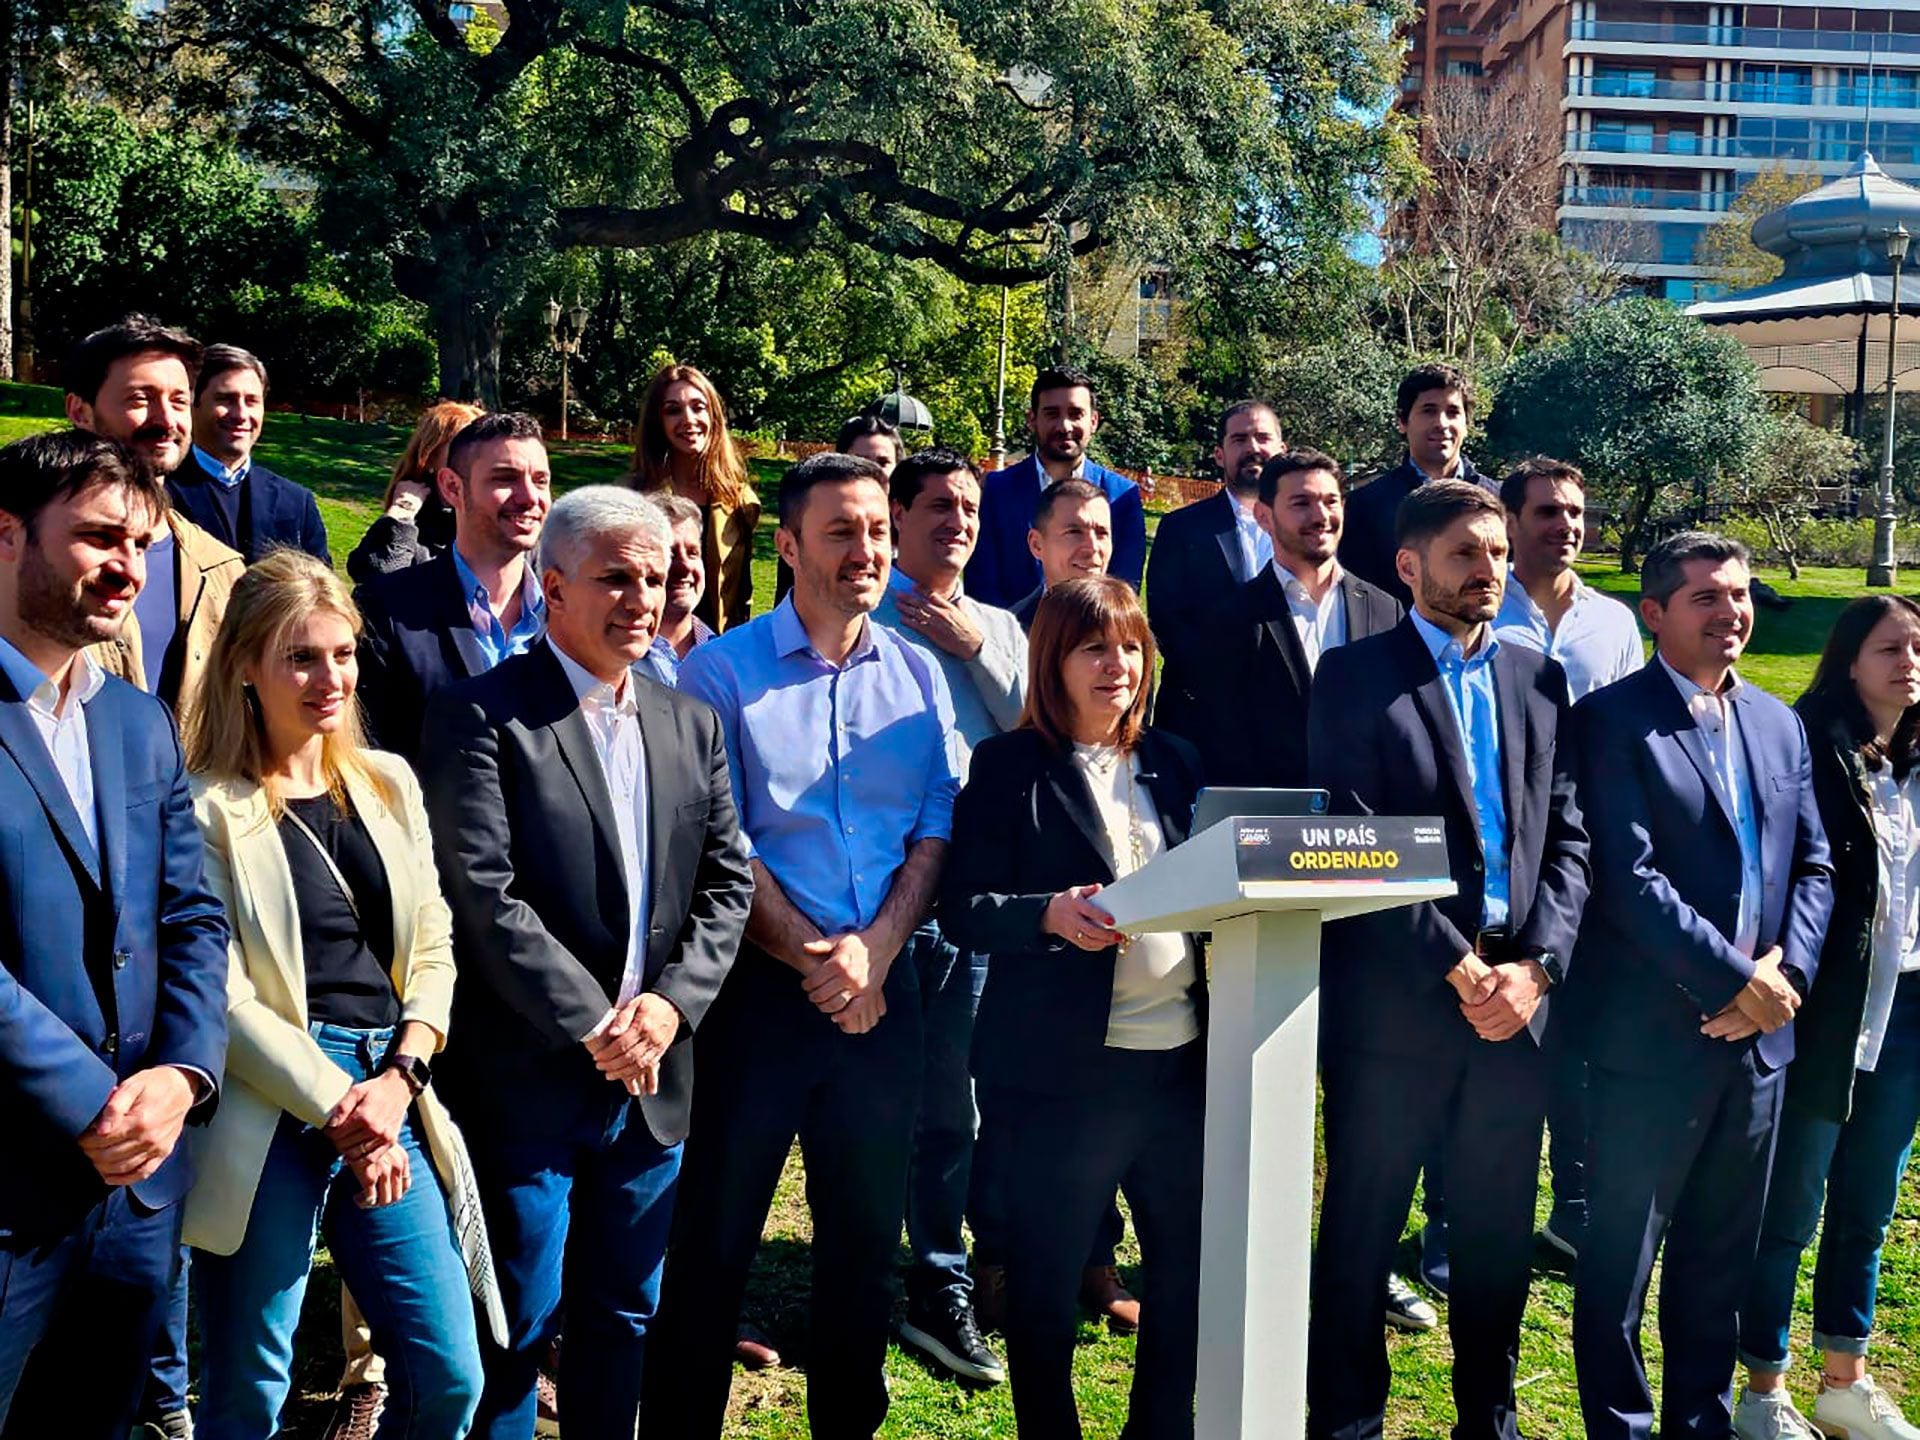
[1094,815,1456,1440]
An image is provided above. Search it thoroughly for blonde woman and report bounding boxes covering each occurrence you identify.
[181,551,492,1439]
[627,363,760,631]
[346,400,485,583]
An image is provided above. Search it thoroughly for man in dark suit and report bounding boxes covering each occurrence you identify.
[965,366,1145,607]
[171,345,331,565]
[1008,479,1113,633]
[0,431,229,1438]
[1571,532,1832,1440]
[355,412,552,763]
[1338,363,1493,607]
[1306,480,1589,1440]
[1154,447,1400,788]
[421,485,753,1440]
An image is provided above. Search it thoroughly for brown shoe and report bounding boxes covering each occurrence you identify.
[534,1369,560,1436]
[319,1383,386,1440]
[973,1263,1008,1335]
[735,1323,782,1370]
[1080,1264,1141,1334]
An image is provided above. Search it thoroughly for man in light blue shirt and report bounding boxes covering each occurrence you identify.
[1493,458,1644,702]
[1408,608,1511,928]
[652,452,968,1437]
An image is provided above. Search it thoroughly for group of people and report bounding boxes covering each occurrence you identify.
[0,312,1915,1440]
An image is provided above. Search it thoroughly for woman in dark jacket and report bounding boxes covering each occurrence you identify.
[942,575,1206,1440]
[1735,594,1920,1440]
[345,401,481,584]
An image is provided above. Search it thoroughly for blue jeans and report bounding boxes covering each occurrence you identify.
[1740,971,1920,1372]
[907,926,986,1307]
[192,1023,483,1440]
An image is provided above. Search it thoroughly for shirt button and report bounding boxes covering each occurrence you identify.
[113,949,129,970]
[845,825,856,836]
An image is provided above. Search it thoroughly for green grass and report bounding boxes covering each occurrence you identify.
[4,382,1916,1435]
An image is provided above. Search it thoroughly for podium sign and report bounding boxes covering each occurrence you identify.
[1095,815,1456,1440]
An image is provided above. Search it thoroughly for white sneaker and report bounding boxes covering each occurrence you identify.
[1383,1272,1437,1332]
[1813,1376,1920,1440]
[1734,1385,1820,1439]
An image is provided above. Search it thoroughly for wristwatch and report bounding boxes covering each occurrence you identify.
[1527,949,1566,990]
[382,1053,432,1096]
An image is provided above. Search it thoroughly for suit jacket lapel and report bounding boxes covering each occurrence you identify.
[539,647,631,936]
[435,552,491,678]
[1729,686,1771,841]
[634,674,676,926]
[1044,747,1118,882]
[89,700,129,918]
[227,786,308,1020]
[0,692,102,888]
[1209,490,1249,584]
[1661,674,1740,837]
[1402,626,1480,845]
[1492,647,1528,850]
[1136,731,1193,847]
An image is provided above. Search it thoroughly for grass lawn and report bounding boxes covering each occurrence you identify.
[3,382,1917,1434]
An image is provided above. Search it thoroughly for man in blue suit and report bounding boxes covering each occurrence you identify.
[171,344,331,565]
[1306,480,1589,1440]
[1571,531,1833,1440]
[0,431,229,1438]
[964,366,1145,607]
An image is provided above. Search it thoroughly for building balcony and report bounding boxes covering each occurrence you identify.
[1568,75,1920,112]
[1569,19,1920,58]
[1561,183,1733,211]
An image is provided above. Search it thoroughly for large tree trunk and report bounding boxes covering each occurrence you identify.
[1617,479,1659,573]
[431,292,502,407]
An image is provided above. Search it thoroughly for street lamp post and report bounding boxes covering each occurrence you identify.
[1872,224,1910,587]
[544,296,590,442]
[1440,252,1461,358]
[990,274,1011,463]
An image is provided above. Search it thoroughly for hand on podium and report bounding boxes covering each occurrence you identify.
[1044,885,1127,952]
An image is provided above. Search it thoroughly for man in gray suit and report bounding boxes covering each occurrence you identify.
[420,485,753,1440]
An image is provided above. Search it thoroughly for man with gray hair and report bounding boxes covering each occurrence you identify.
[420,484,754,1440]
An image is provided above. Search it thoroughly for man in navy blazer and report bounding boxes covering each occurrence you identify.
[170,344,331,565]
[0,432,229,1437]
[1306,481,1588,1440]
[1571,532,1832,1440]
[964,366,1145,607]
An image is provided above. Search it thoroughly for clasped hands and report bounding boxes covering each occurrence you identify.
[584,993,682,1096]
[1700,945,1798,1042]
[78,1066,197,1188]
[801,932,890,1035]
[1448,952,1548,1043]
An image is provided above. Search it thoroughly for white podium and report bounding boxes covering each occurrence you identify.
[1094,813,1456,1440]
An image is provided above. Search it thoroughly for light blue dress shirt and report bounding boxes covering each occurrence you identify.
[190,445,250,487]
[871,568,1027,779]
[1229,491,1274,580]
[450,547,546,670]
[1410,610,1510,928]
[1492,570,1644,702]
[1659,656,1763,957]
[679,597,962,936]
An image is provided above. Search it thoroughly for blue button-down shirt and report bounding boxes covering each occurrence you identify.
[639,618,714,688]
[1410,610,1510,928]
[450,546,546,670]
[1659,655,1763,956]
[679,597,961,936]
[1493,569,1644,702]
[190,445,250,487]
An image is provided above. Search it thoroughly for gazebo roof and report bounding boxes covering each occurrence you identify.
[1751,152,1920,280]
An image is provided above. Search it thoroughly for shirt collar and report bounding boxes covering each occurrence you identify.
[191,445,251,487]
[451,546,546,626]
[1658,652,1744,707]
[771,594,878,666]
[1504,568,1586,623]
[0,633,105,718]
[549,636,637,715]
[1278,560,1342,603]
[1410,607,1498,667]
[1410,453,1468,485]
[886,565,964,604]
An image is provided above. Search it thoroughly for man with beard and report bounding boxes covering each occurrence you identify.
[648,453,960,1439]
[354,412,552,764]
[1572,534,1831,1440]
[1305,481,1589,1440]
[63,317,245,738]
[0,431,228,1440]
[964,367,1145,608]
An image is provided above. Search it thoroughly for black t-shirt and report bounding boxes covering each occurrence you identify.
[280,793,400,1030]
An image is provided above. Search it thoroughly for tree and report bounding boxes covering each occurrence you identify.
[151,0,1414,402]
[1486,297,1771,570]
[1729,408,1862,579]
[1696,164,1823,292]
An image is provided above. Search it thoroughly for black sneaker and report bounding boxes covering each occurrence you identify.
[900,1298,1007,1385]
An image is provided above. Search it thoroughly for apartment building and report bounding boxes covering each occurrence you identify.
[1402,1,1920,301]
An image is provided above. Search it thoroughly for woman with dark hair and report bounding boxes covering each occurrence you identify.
[346,400,485,583]
[1734,595,1920,1440]
[625,363,760,632]
[941,575,1206,1439]
[836,414,904,477]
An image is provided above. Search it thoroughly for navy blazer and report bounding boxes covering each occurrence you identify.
[963,454,1146,609]
[1336,454,1492,607]
[0,671,229,1236]
[1573,662,1834,1077]
[1308,620,1589,1057]
[941,726,1206,1097]
[353,549,495,764]
[167,460,331,567]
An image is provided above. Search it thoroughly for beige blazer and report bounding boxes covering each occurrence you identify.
[182,753,470,1255]
[702,489,761,634]
[91,513,244,732]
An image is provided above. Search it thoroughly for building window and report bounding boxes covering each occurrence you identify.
[1442,58,1484,77]
[1595,66,1658,98]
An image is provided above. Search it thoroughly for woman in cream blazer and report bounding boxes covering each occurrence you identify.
[179,552,496,1440]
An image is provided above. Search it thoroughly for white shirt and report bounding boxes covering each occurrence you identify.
[1660,656,1762,957]
[1228,491,1274,580]
[1071,743,1201,1051]
[133,528,179,685]
[1277,562,1348,674]
[0,635,106,852]
[1492,570,1644,701]
[550,640,652,1024]
[1860,764,1920,1070]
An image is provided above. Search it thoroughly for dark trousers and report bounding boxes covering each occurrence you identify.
[644,951,923,1440]
[1573,1053,1784,1440]
[973,1097,1126,1273]
[1546,1028,1590,1222]
[1308,1036,1548,1440]
[0,1188,184,1440]
[445,1062,682,1440]
[142,1248,192,1417]
[906,929,984,1307]
[1001,1042,1205,1440]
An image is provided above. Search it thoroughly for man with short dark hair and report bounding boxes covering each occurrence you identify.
[170,344,330,565]
[354,412,552,763]
[1573,532,1832,1440]
[649,452,961,1438]
[1010,479,1112,632]
[1338,363,1493,606]
[1307,480,1589,1440]
[0,430,229,1439]
[640,491,716,686]
[965,366,1146,607]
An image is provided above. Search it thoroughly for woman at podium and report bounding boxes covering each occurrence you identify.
[942,575,1208,1439]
